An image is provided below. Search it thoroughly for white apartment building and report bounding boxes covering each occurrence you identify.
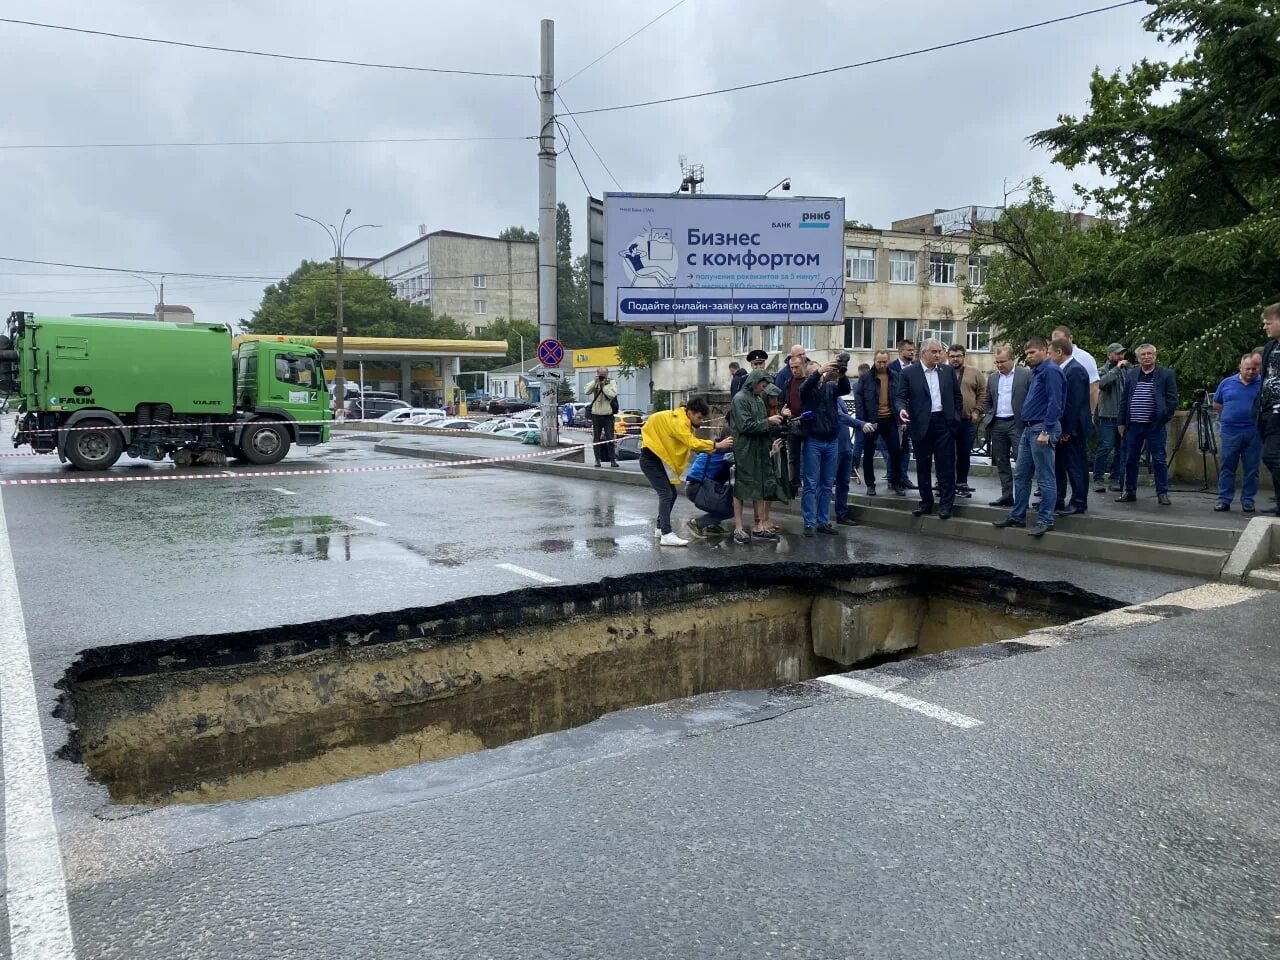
[648,214,1001,402]
[358,229,538,332]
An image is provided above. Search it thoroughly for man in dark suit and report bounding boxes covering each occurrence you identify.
[979,345,1031,506]
[887,338,916,489]
[894,338,963,518]
[1050,338,1092,515]
[1117,342,1179,505]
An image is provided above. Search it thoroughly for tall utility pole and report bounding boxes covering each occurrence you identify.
[296,210,379,419]
[680,157,710,394]
[537,19,560,447]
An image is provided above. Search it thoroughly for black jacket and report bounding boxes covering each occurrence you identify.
[1256,338,1279,425]
[729,367,748,397]
[1060,361,1092,438]
[1118,365,1179,427]
[800,371,851,441]
[854,367,901,423]
[893,362,963,447]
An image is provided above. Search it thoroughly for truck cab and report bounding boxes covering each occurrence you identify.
[233,339,329,448]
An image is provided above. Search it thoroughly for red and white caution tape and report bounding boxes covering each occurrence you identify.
[0,440,606,487]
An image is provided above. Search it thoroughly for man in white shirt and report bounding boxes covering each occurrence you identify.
[1052,325,1100,414]
[980,346,1032,506]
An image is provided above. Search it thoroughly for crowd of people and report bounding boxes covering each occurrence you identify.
[637,302,1280,545]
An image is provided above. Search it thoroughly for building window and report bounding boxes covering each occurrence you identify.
[795,325,817,351]
[656,333,674,360]
[473,275,487,288]
[761,326,782,352]
[921,321,957,349]
[967,255,991,288]
[845,247,875,282]
[708,332,718,360]
[885,319,917,350]
[733,326,753,354]
[888,250,917,284]
[928,253,956,286]
[844,316,873,350]
[680,330,698,358]
[965,320,992,353]
[473,299,487,315]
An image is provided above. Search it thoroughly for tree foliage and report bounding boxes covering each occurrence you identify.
[498,225,538,242]
[615,328,659,378]
[245,261,470,340]
[971,0,1280,388]
[469,316,540,370]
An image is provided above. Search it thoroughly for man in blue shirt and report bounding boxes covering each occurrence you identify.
[1212,352,1262,511]
[992,337,1064,537]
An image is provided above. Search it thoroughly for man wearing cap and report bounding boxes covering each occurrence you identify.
[1094,343,1129,492]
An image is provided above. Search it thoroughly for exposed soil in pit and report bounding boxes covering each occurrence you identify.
[57,563,1117,806]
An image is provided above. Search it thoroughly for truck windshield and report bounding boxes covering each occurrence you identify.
[275,355,321,389]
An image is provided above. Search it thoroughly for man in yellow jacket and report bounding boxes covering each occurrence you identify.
[640,397,734,546]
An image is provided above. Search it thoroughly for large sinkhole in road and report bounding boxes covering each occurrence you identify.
[59,565,1114,806]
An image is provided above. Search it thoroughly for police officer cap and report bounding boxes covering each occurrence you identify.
[746,349,768,362]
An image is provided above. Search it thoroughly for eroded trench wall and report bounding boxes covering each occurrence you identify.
[58,564,1113,806]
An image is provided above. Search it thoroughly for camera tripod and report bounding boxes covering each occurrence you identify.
[1169,398,1219,491]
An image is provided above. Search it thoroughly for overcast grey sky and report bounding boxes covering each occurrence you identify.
[0,0,1167,326]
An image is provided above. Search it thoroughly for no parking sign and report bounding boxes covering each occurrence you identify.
[537,338,564,368]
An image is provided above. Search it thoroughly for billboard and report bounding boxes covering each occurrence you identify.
[604,193,846,326]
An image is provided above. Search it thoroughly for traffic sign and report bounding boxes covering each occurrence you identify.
[537,338,565,367]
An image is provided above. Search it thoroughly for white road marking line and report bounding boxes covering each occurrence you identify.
[271,487,297,496]
[818,674,983,729]
[495,563,561,584]
[351,515,389,528]
[0,487,78,959]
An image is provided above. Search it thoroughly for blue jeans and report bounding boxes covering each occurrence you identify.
[801,436,839,528]
[1123,421,1169,495]
[1217,426,1262,506]
[1010,425,1059,526]
[1092,416,1122,481]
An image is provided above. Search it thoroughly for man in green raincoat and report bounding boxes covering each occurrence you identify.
[730,370,786,545]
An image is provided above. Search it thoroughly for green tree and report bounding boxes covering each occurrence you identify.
[470,316,540,369]
[245,260,470,340]
[974,0,1279,388]
[615,329,659,378]
[499,225,538,242]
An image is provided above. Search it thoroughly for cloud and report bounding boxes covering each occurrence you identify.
[0,0,1167,324]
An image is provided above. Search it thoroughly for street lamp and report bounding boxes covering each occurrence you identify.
[131,274,165,320]
[764,178,791,196]
[295,209,379,418]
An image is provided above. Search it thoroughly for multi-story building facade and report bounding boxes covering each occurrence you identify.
[358,229,538,332]
[647,215,1001,402]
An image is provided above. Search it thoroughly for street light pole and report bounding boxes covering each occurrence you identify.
[296,210,379,419]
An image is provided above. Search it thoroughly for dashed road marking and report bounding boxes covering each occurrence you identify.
[271,487,297,496]
[495,563,561,584]
[351,515,389,528]
[818,674,983,729]
[0,487,78,959]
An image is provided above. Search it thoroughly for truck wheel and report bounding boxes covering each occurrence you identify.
[240,421,290,465]
[64,420,123,471]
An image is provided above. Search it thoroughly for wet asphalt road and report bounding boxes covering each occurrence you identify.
[0,438,1276,959]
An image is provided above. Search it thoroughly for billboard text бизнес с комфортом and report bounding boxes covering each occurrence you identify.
[604,194,846,326]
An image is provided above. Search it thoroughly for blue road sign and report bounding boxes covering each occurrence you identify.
[537,338,565,367]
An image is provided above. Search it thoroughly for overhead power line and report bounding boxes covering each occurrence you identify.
[0,16,533,78]
[564,0,1144,116]
[0,256,539,285]
[559,0,692,88]
[0,135,532,151]
[555,92,623,192]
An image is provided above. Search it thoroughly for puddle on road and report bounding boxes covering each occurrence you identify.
[59,566,1112,807]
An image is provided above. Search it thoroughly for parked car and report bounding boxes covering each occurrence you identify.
[346,397,410,420]
[376,407,439,424]
[614,435,641,461]
[613,413,644,438]
[494,426,539,439]
[563,402,591,427]
[423,418,475,431]
[473,417,516,433]
[488,398,537,415]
